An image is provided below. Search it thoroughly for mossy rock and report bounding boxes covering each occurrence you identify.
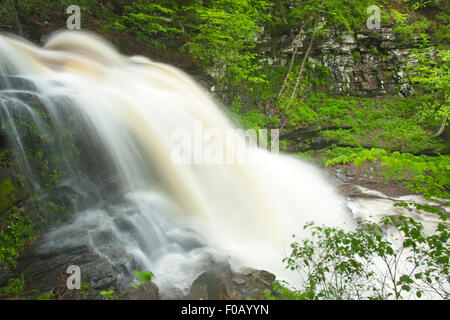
[0,178,20,214]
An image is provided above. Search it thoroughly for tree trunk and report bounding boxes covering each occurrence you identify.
[276,19,309,102]
[271,15,319,148]
[434,115,447,137]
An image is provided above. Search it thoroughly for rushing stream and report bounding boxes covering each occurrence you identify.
[3,31,445,299]
[0,31,355,296]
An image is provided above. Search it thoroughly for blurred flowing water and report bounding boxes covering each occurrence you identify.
[0,31,354,296]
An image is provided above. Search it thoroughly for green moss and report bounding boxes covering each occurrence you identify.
[322,146,450,200]
[1,276,24,297]
[0,149,11,167]
[383,70,395,80]
[393,16,434,46]
[353,51,361,62]
[0,178,19,213]
[432,24,450,46]
[231,90,447,155]
[0,207,34,268]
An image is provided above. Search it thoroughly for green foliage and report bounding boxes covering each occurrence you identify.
[275,67,335,128]
[324,147,449,201]
[408,48,449,133]
[282,215,448,300]
[43,169,61,190]
[0,0,110,33]
[232,91,446,154]
[264,280,310,300]
[433,24,450,45]
[0,149,12,167]
[182,0,271,86]
[401,0,433,12]
[381,152,450,200]
[59,0,111,19]
[1,275,24,297]
[100,289,116,300]
[105,1,183,49]
[0,207,34,268]
[270,0,383,35]
[302,94,439,152]
[104,0,272,88]
[389,8,409,24]
[133,270,154,283]
[35,291,56,300]
[284,221,388,300]
[0,195,73,270]
[324,147,386,167]
[393,15,434,46]
[320,96,445,154]
[131,270,155,291]
[79,281,91,296]
[0,104,73,191]
[353,50,361,63]
[295,150,315,163]
[0,178,20,213]
[233,110,270,132]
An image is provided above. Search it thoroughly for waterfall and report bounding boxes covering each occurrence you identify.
[0,31,354,296]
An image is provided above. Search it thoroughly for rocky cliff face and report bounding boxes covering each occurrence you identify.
[258,24,418,97]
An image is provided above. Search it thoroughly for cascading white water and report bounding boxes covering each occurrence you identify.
[0,31,355,296]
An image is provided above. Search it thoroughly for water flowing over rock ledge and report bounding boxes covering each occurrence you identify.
[11,242,276,300]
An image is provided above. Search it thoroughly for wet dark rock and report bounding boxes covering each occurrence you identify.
[250,25,419,99]
[186,264,275,300]
[232,277,246,285]
[91,275,116,290]
[123,281,160,300]
[113,216,138,233]
[166,228,206,252]
[0,76,37,92]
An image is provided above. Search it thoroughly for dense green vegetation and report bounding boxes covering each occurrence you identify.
[268,214,448,299]
[0,91,81,270]
[274,143,449,299]
[0,0,448,299]
[322,147,449,199]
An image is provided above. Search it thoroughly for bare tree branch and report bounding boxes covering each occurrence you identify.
[271,15,319,148]
[276,19,309,102]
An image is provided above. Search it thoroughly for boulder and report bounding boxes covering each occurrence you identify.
[186,265,276,300]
